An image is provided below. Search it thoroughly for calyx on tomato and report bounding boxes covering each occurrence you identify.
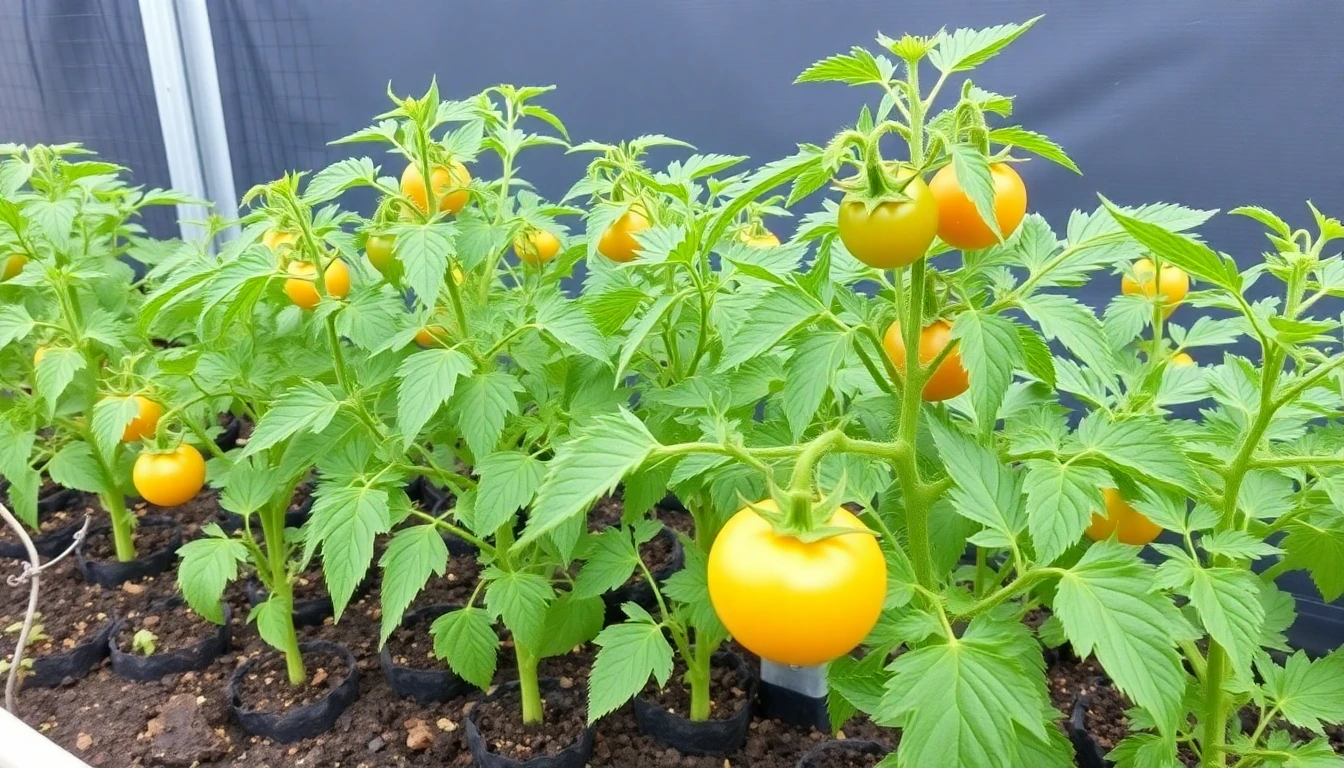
[834,162,939,270]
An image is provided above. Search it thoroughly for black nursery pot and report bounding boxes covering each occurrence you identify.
[1068,676,1112,768]
[0,518,82,561]
[465,678,596,768]
[217,493,313,533]
[797,739,890,767]
[602,528,684,624]
[229,640,360,743]
[76,516,182,588]
[24,619,115,689]
[380,604,472,703]
[213,416,243,451]
[243,573,370,628]
[108,600,232,682]
[633,650,757,756]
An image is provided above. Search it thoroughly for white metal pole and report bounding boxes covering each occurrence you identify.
[138,0,210,245]
[174,0,240,243]
[0,707,93,768]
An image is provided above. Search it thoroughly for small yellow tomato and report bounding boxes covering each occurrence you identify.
[401,161,471,215]
[740,229,781,248]
[1172,352,1194,367]
[415,326,447,347]
[1085,487,1163,546]
[33,347,47,367]
[1122,258,1189,318]
[283,259,351,310]
[597,206,651,263]
[513,230,561,266]
[120,396,163,442]
[2,253,27,281]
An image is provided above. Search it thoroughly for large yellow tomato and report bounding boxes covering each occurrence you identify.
[120,396,163,442]
[1084,487,1163,546]
[2,253,27,281]
[882,319,970,402]
[707,500,887,666]
[514,229,561,266]
[133,445,206,507]
[283,259,351,310]
[401,161,471,215]
[597,206,651,263]
[836,178,938,269]
[929,162,1028,251]
[1122,258,1189,318]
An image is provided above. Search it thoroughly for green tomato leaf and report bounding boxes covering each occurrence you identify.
[587,620,674,723]
[249,596,295,655]
[378,525,448,646]
[929,17,1041,73]
[1075,413,1198,490]
[176,526,247,625]
[485,569,555,650]
[473,451,544,536]
[305,484,391,620]
[928,418,1025,539]
[717,286,820,371]
[782,331,848,440]
[396,348,474,447]
[451,371,522,460]
[573,528,641,599]
[430,607,498,690]
[242,380,344,457]
[951,311,1024,431]
[47,442,107,496]
[1100,196,1241,292]
[1023,460,1107,565]
[948,143,1001,243]
[1258,650,1344,735]
[538,592,605,659]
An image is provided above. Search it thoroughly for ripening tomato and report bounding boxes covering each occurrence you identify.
[929,162,1028,251]
[707,500,886,666]
[284,259,350,310]
[262,229,296,254]
[1085,487,1162,546]
[1122,258,1189,317]
[133,444,206,507]
[415,326,448,347]
[366,235,396,274]
[1172,352,1194,367]
[402,161,471,215]
[2,253,27,281]
[597,206,650,263]
[514,229,561,266]
[837,178,938,269]
[740,229,781,248]
[882,319,970,402]
[120,396,163,442]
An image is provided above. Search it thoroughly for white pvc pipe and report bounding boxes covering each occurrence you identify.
[174,0,241,243]
[0,707,92,768]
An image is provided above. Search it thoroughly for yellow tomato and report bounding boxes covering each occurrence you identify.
[120,396,163,442]
[882,319,970,402]
[514,230,561,266]
[1172,352,1194,367]
[837,176,939,269]
[415,326,447,347]
[740,229,781,248]
[401,161,471,215]
[133,445,207,507]
[283,259,351,310]
[1085,487,1163,546]
[1122,258,1190,318]
[928,162,1028,250]
[2,254,27,281]
[597,206,651,263]
[707,500,886,666]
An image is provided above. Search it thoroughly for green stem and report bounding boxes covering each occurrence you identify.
[104,493,137,562]
[515,641,543,725]
[325,314,351,394]
[687,640,713,722]
[905,62,926,166]
[895,260,936,589]
[260,500,304,685]
[1201,643,1229,767]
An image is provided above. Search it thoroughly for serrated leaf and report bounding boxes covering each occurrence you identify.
[306,484,391,620]
[1100,197,1240,292]
[1186,568,1264,679]
[378,525,448,646]
[588,620,674,722]
[392,222,456,308]
[304,157,378,204]
[1282,515,1344,601]
[177,528,247,624]
[1018,293,1115,377]
[1054,541,1193,732]
[396,348,473,447]
[949,143,1001,243]
[430,607,499,690]
[242,381,343,457]
[573,528,640,599]
[1024,460,1107,564]
[617,292,680,380]
[1260,651,1344,735]
[795,48,889,85]
[519,409,658,547]
[929,17,1041,72]
[474,451,544,535]
[485,570,554,649]
[928,419,1024,538]
[0,305,34,347]
[47,442,106,495]
[783,331,847,439]
[451,371,521,459]
[990,127,1080,174]
[1075,413,1197,490]
[34,347,85,412]
[952,311,1023,429]
[718,287,819,371]
[250,597,294,655]
[539,592,604,659]
[90,396,140,458]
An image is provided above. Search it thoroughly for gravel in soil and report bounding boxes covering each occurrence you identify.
[136,492,224,540]
[469,683,588,761]
[235,648,352,714]
[645,653,748,721]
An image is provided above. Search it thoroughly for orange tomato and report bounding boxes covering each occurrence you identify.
[928,162,1028,250]
[1085,487,1163,546]
[120,396,163,442]
[133,445,207,507]
[513,230,561,266]
[597,206,651,263]
[2,254,27,281]
[401,161,471,215]
[1122,258,1189,318]
[284,259,351,310]
[708,500,886,666]
[415,326,447,347]
[882,319,970,402]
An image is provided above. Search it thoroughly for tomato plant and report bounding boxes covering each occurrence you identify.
[0,144,213,563]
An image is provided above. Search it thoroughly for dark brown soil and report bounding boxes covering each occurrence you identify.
[235,648,352,714]
[469,683,588,761]
[136,492,223,540]
[385,619,446,671]
[113,600,220,655]
[80,517,180,563]
[589,496,683,582]
[645,653,748,722]
[0,504,89,544]
[0,567,111,659]
[401,551,484,611]
[803,743,887,767]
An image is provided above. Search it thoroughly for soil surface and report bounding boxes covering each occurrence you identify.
[80,518,180,564]
[113,599,222,656]
[235,647,353,714]
[645,653,749,722]
[589,496,685,581]
[0,503,90,546]
[469,683,588,761]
